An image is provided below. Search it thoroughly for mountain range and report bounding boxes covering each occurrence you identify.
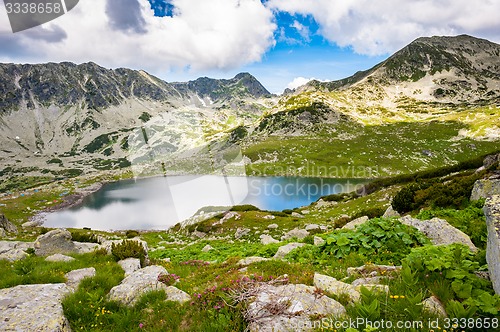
[0,34,499,184]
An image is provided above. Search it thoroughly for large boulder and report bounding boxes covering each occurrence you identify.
[382,206,400,218]
[247,283,345,332]
[108,265,168,306]
[118,258,142,277]
[0,241,34,261]
[400,216,477,252]
[313,273,360,303]
[484,196,500,295]
[471,178,500,201]
[65,267,96,291]
[34,229,76,256]
[238,256,269,266]
[45,254,75,263]
[281,228,309,240]
[0,213,17,234]
[165,286,191,304]
[342,216,369,230]
[0,284,72,331]
[273,243,305,259]
[260,234,279,245]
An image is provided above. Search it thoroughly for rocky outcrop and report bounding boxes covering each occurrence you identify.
[313,236,325,246]
[281,228,309,240]
[483,195,500,295]
[247,283,345,332]
[0,213,17,234]
[273,243,305,259]
[45,254,75,262]
[34,229,76,256]
[260,234,279,245]
[108,265,168,306]
[422,296,447,317]
[65,267,96,290]
[342,216,369,230]
[400,216,477,252]
[235,228,251,239]
[165,286,191,304]
[471,178,500,200]
[118,258,142,277]
[238,256,269,266]
[0,241,33,261]
[347,264,401,277]
[313,273,360,303]
[0,284,72,331]
[382,206,400,218]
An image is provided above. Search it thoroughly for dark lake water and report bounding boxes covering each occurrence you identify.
[42,176,366,230]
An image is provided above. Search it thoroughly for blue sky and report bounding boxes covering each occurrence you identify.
[0,0,499,93]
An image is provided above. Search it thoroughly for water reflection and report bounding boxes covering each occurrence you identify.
[42,176,365,231]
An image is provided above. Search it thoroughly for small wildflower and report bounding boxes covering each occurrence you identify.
[139,323,144,329]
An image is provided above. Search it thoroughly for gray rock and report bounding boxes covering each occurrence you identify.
[235,228,251,239]
[471,179,500,200]
[291,212,304,218]
[238,256,269,266]
[281,228,309,240]
[313,273,360,302]
[400,216,477,252]
[65,267,96,290]
[273,243,305,259]
[305,224,319,231]
[422,296,447,317]
[347,264,401,277]
[21,221,41,228]
[192,231,207,238]
[313,236,325,246]
[34,229,76,256]
[301,210,310,215]
[267,223,278,229]
[0,248,28,261]
[0,213,17,234]
[45,254,75,262]
[247,283,345,332]
[0,228,5,238]
[263,215,276,220]
[260,234,279,245]
[165,286,191,304]
[342,216,369,230]
[118,258,142,277]
[0,241,34,261]
[108,265,168,306]
[202,244,214,252]
[351,276,386,287]
[0,283,72,331]
[484,196,500,295]
[74,241,99,254]
[483,153,500,169]
[382,205,400,218]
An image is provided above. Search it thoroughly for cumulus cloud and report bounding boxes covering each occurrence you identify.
[286,77,319,89]
[267,0,500,55]
[0,0,276,73]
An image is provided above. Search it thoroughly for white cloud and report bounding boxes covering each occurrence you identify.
[0,0,276,73]
[267,0,500,55]
[290,20,310,42]
[286,77,318,89]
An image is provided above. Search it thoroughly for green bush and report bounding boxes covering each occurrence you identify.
[322,218,429,264]
[403,244,500,316]
[229,204,260,212]
[70,231,99,243]
[111,240,147,267]
[125,230,139,238]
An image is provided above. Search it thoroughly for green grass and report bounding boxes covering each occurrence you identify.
[244,121,500,177]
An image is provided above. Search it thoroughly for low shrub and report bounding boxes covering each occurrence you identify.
[111,240,147,267]
[71,231,99,243]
